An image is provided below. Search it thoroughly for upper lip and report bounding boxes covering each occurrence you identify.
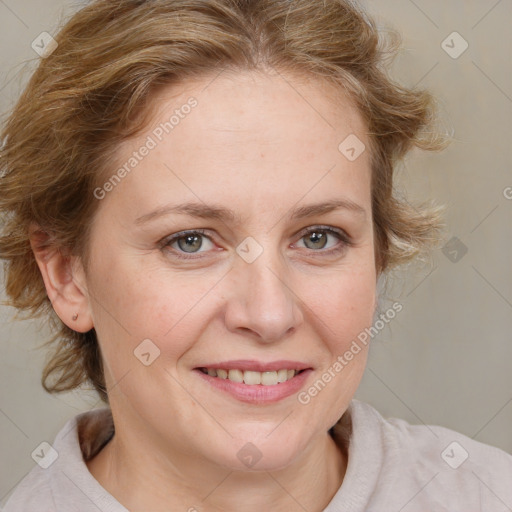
[195,360,312,372]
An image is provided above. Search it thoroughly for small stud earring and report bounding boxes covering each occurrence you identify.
[72,313,78,321]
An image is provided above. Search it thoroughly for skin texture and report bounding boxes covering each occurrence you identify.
[31,69,378,512]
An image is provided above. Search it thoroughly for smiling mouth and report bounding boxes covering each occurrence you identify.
[197,367,307,386]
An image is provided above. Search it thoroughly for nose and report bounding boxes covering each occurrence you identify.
[224,253,303,343]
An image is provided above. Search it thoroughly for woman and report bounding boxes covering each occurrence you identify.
[1,0,511,510]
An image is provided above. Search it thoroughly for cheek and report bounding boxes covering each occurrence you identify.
[294,268,375,430]
[304,265,377,349]
[87,251,220,364]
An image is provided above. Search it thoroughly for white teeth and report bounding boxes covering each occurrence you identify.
[228,369,244,383]
[243,371,261,385]
[277,369,288,383]
[261,371,278,386]
[200,367,302,385]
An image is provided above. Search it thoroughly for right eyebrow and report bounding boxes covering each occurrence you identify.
[135,197,367,226]
[135,202,241,225]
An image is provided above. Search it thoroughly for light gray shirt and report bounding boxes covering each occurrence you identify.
[4,399,512,511]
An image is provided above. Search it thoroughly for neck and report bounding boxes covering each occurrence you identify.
[86,416,348,512]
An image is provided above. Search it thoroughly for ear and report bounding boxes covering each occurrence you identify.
[29,224,94,333]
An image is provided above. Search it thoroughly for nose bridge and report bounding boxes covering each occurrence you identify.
[225,242,302,342]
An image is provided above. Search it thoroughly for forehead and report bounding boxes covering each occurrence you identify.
[102,69,371,219]
[147,68,363,140]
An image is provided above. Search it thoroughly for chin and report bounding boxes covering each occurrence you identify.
[209,431,307,472]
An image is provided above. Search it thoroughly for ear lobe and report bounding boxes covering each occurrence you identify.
[29,224,94,333]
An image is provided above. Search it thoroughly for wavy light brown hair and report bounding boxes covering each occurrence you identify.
[0,0,445,403]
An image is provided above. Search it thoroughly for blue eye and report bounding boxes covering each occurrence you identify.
[162,229,214,258]
[294,226,352,256]
[160,226,352,260]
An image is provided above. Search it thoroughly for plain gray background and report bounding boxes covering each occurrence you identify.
[1,0,511,505]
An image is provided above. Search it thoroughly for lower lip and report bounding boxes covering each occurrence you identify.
[194,369,313,404]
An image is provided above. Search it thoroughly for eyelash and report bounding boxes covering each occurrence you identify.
[160,226,353,261]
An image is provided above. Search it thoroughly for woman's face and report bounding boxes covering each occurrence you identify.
[82,70,376,470]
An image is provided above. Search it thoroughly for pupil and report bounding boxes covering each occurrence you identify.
[306,231,327,249]
[178,234,202,253]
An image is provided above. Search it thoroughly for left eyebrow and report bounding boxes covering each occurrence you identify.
[289,198,366,221]
[134,198,367,225]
